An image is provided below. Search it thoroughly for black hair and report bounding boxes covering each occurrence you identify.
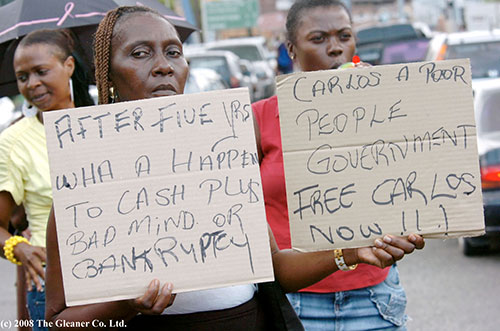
[286,0,352,44]
[18,28,94,107]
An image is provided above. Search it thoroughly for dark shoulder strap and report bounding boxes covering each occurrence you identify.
[257,281,305,331]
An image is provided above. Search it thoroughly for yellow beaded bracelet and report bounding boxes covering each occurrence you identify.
[3,235,30,265]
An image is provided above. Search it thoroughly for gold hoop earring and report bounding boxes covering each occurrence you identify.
[109,86,117,103]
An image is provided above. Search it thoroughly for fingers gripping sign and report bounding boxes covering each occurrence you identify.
[129,279,176,315]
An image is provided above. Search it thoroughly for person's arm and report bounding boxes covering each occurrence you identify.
[0,191,45,290]
[10,204,28,233]
[45,207,176,330]
[0,191,15,259]
[270,226,424,293]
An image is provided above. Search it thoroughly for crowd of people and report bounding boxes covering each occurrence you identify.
[0,1,425,330]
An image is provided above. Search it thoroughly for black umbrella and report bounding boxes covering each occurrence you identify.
[0,0,197,96]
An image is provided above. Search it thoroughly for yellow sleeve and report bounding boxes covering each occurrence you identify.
[0,130,24,205]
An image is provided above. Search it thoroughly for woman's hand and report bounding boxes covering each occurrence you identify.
[127,279,176,315]
[270,227,424,292]
[347,234,425,269]
[13,242,46,291]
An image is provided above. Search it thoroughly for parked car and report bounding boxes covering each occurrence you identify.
[356,23,430,65]
[184,68,229,94]
[459,78,500,255]
[205,37,276,100]
[184,49,256,101]
[425,30,500,254]
[425,30,500,79]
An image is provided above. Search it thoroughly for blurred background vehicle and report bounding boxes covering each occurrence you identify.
[460,78,500,255]
[184,47,257,101]
[356,23,431,65]
[379,38,430,64]
[424,29,500,255]
[205,37,276,100]
[184,68,229,94]
[0,96,17,133]
[425,29,500,79]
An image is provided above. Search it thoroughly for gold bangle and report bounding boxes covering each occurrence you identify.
[3,235,30,265]
[334,249,358,271]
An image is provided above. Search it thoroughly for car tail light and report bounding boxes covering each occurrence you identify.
[481,165,500,189]
[230,76,240,88]
[436,44,447,60]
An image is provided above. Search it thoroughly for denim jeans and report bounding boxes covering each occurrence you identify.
[287,265,407,331]
[27,285,48,331]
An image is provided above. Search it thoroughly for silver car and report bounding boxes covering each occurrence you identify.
[205,37,276,101]
[184,68,229,94]
[184,48,257,101]
[425,30,500,79]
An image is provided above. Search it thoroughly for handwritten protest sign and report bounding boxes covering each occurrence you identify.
[44,88,273,306]
[277,59,485,252]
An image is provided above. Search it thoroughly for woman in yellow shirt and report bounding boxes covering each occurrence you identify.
[0,28,93,330]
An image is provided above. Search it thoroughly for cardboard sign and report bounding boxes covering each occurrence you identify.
[277,59,485,252]
[44,88,273,306]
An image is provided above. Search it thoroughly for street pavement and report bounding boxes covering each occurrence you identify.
[399,238,500,331]
[0,238,499,330]
[0,259,16,324]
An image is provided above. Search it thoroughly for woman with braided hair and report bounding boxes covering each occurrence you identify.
[0,28,93,331]
[45,6,424,330]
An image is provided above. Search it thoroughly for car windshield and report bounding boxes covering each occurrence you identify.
[185,73,227,94]
[357,24,419,45]
[381,39,430,64]
[211,45,262,62]
[188,57,231,84]
[446,41,500,78]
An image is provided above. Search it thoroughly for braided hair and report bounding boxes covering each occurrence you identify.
[286,0,352,45]
[18,29,94,107]
[94,6,171,105]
